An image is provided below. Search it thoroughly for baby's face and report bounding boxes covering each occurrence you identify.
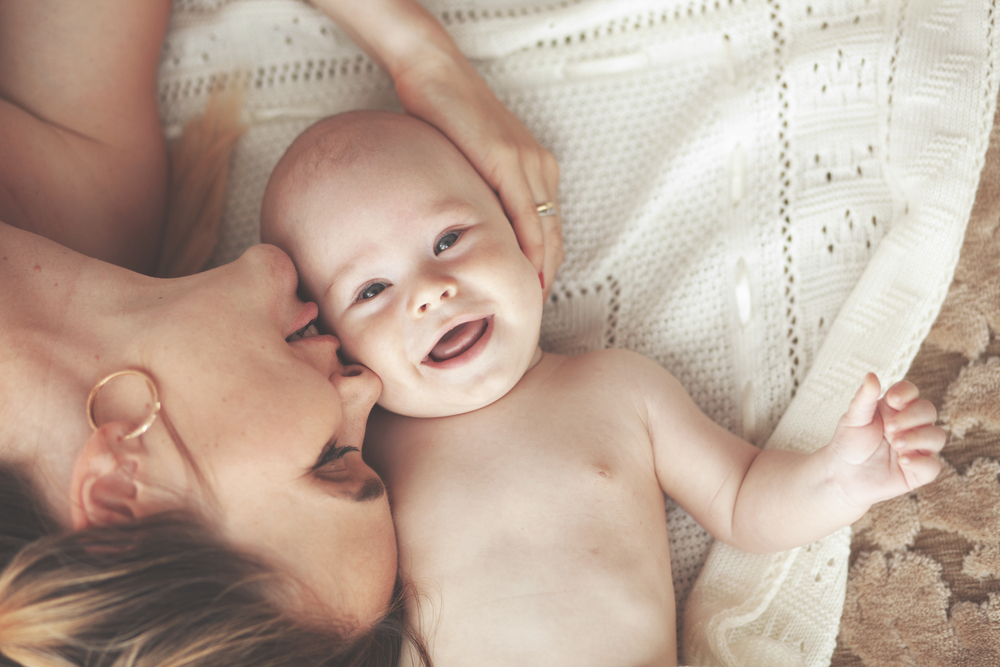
[287,116,543,418]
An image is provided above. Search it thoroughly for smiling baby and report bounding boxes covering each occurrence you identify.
[261,111,944,666]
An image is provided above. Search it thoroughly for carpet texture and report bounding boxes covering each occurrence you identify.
[832,99,1000,667]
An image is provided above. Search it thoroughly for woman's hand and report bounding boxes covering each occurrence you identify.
[310,0,563,298]
[393,51,563,298]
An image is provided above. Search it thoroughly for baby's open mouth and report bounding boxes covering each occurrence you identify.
[429,317,490,362]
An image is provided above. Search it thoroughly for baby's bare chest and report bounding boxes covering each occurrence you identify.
[380,380,662,538]
[371,381,677,665]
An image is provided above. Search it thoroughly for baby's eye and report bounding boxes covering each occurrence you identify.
[434,231,462,255]
[358,282,388,302]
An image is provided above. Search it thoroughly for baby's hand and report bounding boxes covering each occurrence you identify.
[827,373,945,509]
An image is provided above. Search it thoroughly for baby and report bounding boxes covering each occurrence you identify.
[261,111,944,666]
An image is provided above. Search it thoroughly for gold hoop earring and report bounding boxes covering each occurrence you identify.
[86,369,161,440]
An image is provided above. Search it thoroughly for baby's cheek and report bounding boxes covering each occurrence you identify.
[342,338,405,395]
[336,338,369,369]
[344,330,392,370]
[373,379,420,416]
[318,299,342,336]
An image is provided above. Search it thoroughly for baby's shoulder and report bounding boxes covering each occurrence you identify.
[563,347,665,378]
[579,347,651,367]
[539,348,672,399]
[549,348,686,407]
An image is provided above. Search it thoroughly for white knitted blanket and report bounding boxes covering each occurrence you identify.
[158,1,998,664]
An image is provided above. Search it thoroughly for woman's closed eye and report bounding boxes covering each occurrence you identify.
[313,443,360,473]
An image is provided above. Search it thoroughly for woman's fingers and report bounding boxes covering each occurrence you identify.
[539,212,564,299]
[537,152,563,299]
[496,154,547,277]
[392,48,563,300]
[520,149,562,299]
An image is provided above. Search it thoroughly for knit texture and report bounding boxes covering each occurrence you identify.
[832,96,1000,667]
[158,1,998,664]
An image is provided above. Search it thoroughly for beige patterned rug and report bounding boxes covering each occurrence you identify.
[831,101,1000,667]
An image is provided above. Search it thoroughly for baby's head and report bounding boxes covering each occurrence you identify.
[261,111,543,418]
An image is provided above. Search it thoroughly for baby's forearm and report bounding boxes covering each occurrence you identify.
[726,447,867,554]
[649,369,941,553]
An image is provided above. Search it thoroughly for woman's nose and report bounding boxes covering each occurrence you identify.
[236,244,304,321]
[331,363,382,415]
[241,244,300,291]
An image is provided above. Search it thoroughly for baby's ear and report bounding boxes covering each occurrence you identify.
[69,422,181,530]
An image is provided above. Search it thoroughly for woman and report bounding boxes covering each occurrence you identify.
[0,0,560,663]
[2,225,405,663]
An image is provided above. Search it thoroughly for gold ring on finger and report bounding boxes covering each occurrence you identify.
[535,202,557,217]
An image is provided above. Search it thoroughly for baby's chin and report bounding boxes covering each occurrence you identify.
[376,374,519,419]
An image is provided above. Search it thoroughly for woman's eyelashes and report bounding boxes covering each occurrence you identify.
[313,443,360,472]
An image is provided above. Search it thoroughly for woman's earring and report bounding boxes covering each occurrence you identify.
[87,369,161,440]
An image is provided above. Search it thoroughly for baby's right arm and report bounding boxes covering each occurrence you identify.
[628,354,944,554]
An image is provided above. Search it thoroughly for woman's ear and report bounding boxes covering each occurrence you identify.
[69,422,181,531]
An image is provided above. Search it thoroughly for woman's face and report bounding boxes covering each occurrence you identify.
[145,244,396,631]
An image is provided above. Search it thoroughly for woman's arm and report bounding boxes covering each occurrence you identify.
[0,0,171,274]
[310,0,563,297]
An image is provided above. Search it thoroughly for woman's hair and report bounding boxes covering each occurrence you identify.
[157,82,246,279]
[0,465,430,667]
[0,84,432,667]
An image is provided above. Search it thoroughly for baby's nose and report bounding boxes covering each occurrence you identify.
[411,276,457,316]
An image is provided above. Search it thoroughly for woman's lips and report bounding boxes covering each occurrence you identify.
[286,301,319,339]
[423,316,494,368]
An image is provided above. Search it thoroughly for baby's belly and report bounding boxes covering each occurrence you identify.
[421,560,678,667]
[399,468,678,666]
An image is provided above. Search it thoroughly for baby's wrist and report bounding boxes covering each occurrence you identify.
[813,444,873,518]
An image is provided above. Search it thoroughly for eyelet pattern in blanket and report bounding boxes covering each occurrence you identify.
[158,1,999,665]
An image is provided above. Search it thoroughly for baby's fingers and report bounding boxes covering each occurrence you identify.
[898,451,942,490]
[888,423,947,456]
[842,373,882,428]
[884,398,938,436]
[883,380,920,410]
